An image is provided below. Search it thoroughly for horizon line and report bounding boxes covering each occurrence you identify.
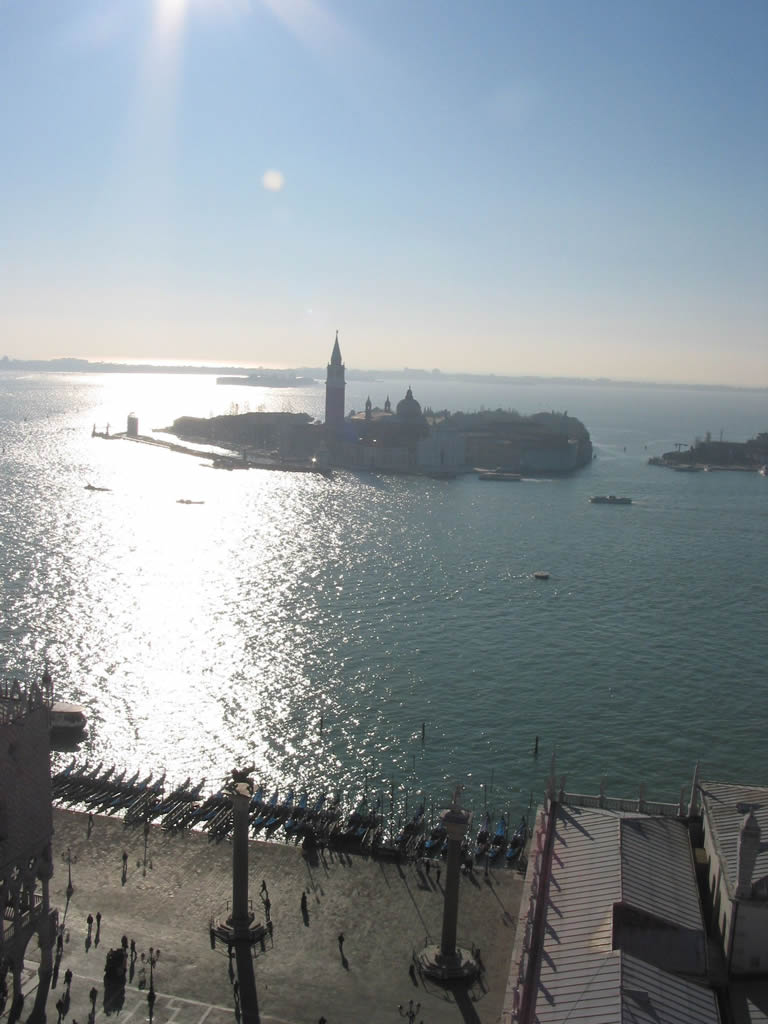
[1,355,766,393]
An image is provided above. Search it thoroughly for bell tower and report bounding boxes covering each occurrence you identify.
[325,331,346,434]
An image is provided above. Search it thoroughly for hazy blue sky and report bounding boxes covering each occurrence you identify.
[1,0,766,385]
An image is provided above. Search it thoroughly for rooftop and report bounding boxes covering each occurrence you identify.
[701,781,768,895]
[517,804,717,1023]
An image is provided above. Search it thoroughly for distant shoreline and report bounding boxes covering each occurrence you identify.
[1,358,765,393]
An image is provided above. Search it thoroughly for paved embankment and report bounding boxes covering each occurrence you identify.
[15,808,523,1023]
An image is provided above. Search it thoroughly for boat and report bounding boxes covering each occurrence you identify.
[285,791,308,833]
[475,812,491,859]
[488,817,507,860]
[589,495,632,505]
[673,465,703,472]
[50,701,87,735]
[759,465,768,477]
[505,817,528,863]
[84,483,111,492]
[253,789,278,831]
[176,499,205,505]
[424,821,447,852]
[478,469,522,482]
[533,571,550,580]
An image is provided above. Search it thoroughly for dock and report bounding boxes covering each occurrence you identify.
[93,430,332,476]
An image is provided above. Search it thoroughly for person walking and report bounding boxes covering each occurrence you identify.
[89,986,98,1007]
[95,911,102,930]
[130,938,136,959]
[121,850,128,869]
[338,932,344,949]
[64,968,73,987]
[86,913,93,931]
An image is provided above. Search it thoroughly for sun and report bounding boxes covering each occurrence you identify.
[154,0,243,38]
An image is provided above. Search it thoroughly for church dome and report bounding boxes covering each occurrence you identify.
[396,387,423,421]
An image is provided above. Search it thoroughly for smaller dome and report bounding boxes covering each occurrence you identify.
[396,387,422,420]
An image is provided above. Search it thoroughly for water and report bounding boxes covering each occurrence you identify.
[1,371,766,823]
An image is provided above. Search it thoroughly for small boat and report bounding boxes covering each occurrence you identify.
[267,789,291,830]
[253,789,278,831]
[475,812,491,858]
[50,701,87,735]
[759,465,768,477]
[285,792,308,833]
[505,817,528,862]
[424,821,447,852]
[533,571,550,580]
[673,465,703,473]
[589,495,632,505]
[84,483,111,492]
[176,499,205,505]
[478,469,522,482]
[488,817,507,861]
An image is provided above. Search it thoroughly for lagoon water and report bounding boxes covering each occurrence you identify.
[1,371,766,823]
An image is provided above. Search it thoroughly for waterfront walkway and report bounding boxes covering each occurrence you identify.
[10,809,523,1023]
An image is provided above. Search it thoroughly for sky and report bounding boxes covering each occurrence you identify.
[1,0,766,386]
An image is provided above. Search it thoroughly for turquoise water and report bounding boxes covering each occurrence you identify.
[1,371,766,823]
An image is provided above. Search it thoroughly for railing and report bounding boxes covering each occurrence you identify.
[0,895,49,947]
[510,798,557,1022]
[563,792,682,817]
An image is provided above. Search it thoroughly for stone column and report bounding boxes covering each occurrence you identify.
[419,789,478,982]
[440,805,469,959]
[230,782,253,937]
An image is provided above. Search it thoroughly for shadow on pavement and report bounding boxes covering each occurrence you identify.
[235,942,261,1024]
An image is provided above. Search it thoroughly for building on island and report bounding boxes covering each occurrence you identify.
[0,674,57,1019]
[324,336,466,476]
[324,330,346,436]
[323,335,592,477]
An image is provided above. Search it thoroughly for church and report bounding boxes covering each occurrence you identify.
[323,333,465,476]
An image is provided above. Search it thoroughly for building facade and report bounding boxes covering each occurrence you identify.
[700,782,768,976]
[0,674,57,1018]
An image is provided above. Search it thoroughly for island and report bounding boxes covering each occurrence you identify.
[649,432,768,472]
[159,404,593,478]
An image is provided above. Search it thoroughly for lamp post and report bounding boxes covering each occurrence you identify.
[397,1000,421,1023]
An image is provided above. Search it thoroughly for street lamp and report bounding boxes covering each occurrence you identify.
[397,1000,421,1023]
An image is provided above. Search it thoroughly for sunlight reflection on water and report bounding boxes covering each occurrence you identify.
[1,373,767,824]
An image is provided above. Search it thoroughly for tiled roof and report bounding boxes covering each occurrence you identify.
[528,804,718,1023]
[620,816,702,931]
[621,954,720,1023]
[701,782,768,892]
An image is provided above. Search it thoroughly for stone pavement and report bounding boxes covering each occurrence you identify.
[9,808,523,1023]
